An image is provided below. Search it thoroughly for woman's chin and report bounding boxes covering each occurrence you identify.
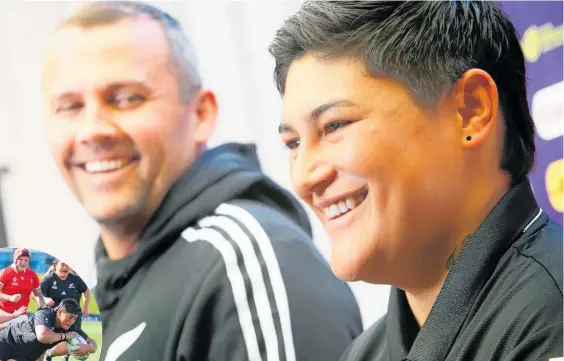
[329,253,365,282]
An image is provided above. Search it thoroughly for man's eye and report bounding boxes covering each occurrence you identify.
[110,93,146,108]
[56,102,83,114]
[324,121,352,135]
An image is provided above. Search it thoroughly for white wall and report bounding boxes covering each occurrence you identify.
[0,0,389,328]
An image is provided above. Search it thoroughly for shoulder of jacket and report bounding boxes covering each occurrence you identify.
[179,201,312,278]
[183,201,309,246]
[511,218,563,295]
[343,316,388,360]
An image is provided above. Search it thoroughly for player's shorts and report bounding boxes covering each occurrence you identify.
[0,341,34,361]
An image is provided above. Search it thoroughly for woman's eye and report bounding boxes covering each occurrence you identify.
[284,139,301,150]
[324,121,352,135]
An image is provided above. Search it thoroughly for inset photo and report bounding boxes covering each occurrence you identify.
[0,248,101,361]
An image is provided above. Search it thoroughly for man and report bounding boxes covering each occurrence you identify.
[0,298,96,361]
[0,248,46,328]
[43,2,362,361]
[269,1,563,361]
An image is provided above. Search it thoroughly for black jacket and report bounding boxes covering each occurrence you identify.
[340,180,563,361]
[94,143,363,361]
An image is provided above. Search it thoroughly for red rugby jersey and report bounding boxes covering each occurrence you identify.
[0,266,40,313]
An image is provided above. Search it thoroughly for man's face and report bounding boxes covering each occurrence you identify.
[279,55,466,286]
[57,310,78,330]
[44,19,206,226]
[15,257,29,271]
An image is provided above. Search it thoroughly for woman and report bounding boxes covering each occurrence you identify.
[40,259,90,328]
[270,2,562,360]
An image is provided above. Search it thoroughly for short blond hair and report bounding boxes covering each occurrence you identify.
[56,1,202,100]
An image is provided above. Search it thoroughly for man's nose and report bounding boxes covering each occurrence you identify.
[75,102,124,149]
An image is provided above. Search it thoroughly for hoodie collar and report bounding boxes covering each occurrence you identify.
[94,143,311,306]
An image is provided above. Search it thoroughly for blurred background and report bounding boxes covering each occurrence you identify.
[0,1,561,329]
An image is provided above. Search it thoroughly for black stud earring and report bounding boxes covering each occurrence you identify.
[466,136,472,141]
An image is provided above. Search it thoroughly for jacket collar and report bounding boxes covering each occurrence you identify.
[387,179,544,361]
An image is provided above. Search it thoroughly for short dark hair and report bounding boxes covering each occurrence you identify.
[56,298,82,316]
[269,1,535,183]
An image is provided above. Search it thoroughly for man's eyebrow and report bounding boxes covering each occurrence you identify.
[278,99,357,134]
[102,81,147,92]
[51,91,79,102]
[50,80,150,102]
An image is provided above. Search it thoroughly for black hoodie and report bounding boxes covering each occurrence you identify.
[94,143,363,361]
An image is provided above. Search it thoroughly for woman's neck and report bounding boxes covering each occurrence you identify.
[404,174,511,327]
[57,273,68,280]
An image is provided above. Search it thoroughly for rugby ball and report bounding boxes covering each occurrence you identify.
[66,336,89,361]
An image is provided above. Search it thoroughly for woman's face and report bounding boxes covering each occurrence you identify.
[57,310,78,330]
[279,55,468,286]
[55,261,71,278]
[15,257,29,271]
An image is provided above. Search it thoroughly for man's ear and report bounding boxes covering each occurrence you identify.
[452,68,499,148]
[191,89,218,146]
